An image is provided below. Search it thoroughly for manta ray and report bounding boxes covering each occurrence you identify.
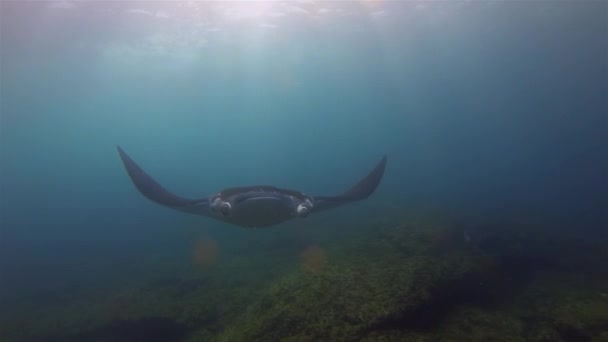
[117,146,387,228]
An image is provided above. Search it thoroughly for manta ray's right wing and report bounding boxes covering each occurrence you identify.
[311,155,387,214]
[117,146,212,217]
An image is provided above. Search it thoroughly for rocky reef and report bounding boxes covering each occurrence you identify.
[1,209,608,341]
[216,216,484,341]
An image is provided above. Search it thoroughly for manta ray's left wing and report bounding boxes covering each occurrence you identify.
[117,146,212,217]
[311,155,387,214]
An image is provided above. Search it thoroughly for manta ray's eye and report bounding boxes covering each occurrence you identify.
[220,203,231,216]
[296,204,309,218]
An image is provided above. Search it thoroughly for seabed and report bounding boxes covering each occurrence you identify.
[1,204,607,341]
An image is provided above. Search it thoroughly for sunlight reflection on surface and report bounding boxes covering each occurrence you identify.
[84,0,390,69]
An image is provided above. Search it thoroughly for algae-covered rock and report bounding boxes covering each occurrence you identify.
[551,294,608,341]
[360,307,529,342]
[6,206,608,342]
[431,307,527,342]
[218,219,482,342]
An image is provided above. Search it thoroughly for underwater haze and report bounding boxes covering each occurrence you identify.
[1,1,607,341]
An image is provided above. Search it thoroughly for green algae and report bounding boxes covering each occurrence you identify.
[216,218,482,342]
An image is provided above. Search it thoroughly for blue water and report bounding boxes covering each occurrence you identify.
[1,1,606,340]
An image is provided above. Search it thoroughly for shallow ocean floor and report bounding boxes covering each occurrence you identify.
[1,209,608,341]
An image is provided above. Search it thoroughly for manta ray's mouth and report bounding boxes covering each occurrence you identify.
[236,196,288,211]
[233,193,284,204]
[230,196,294,228]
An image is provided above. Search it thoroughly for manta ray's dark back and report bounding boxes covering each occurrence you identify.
[117,145,387,227]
